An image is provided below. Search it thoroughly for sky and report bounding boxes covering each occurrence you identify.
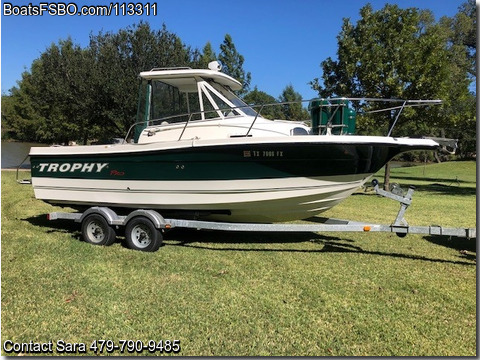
[0,0,465,101]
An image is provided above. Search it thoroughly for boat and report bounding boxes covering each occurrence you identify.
[29,62,443,223]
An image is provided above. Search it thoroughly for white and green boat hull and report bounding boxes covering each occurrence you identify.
[30,136,439,222]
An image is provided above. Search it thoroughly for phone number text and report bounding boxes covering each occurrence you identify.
[90,339,180,354]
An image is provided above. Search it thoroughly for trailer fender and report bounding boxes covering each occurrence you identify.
[124,210,166,229]
[78,207,121,225]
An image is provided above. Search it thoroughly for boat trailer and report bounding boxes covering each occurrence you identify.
[47,179,476,252]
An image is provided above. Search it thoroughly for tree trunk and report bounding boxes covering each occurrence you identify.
[383,162,391,191]
[434,128,446,163]
[383,112,395,191]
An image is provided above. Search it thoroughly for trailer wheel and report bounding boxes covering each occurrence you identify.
[81,214,116,246]
[125,217,163,252]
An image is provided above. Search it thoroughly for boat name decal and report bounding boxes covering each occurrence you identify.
[37,163,109,173]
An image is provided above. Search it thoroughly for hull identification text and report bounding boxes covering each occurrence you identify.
[37,163,109,173]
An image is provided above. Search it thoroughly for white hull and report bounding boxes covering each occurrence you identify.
[32,174,371,222]
[30,136,439,222]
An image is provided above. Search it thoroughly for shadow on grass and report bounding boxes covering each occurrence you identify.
[313,238,476,265]
[356,182,475,197]
[25,214,82,240]
[389,175,473,185]
[23,214,130,247]
[424,235,476,252]
[164,227,342,246]
[401,183,476,196]
[165,229,475,266]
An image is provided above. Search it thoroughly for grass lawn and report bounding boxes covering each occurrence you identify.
[1,161,476,356]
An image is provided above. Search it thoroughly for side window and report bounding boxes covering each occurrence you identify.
[150,81,189,123]
[187,92,202,121]
[291,127,309,136]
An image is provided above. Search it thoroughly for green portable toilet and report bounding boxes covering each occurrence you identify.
[309,98,356,135]
[308,99,330,135]
[330,99,356,135]
[344,105,356,134]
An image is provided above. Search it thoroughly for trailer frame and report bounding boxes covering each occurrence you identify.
[47,179,476,252]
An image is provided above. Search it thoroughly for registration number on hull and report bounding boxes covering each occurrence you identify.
[243,150,284,158]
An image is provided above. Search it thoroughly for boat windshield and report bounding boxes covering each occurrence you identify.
[146,77,258,125]
[208,81,258,117]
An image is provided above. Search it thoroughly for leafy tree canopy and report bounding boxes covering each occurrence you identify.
[243,86,279,119]
[196,42,217,69]
[310,2,475,148]
[243,85,310,121]
[278,84,310,121]
[218,34,252,96]
[309,1,476,188]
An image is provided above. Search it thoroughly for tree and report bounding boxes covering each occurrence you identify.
[196,42,217,69]
[278,84,310,121]
[6,39,94,144]
[88,22,195,139]
[1,85,41,141]
[313,5,451,110]
[436,0,476,158]
[218,34,251,96]
[310,3,474,188]
[444,0,476,79]
[4,22,197,144]
[243,86,281,119]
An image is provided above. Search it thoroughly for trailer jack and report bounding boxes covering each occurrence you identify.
[371,179,414,237]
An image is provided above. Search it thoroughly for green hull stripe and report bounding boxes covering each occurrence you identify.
[30,143,408,181]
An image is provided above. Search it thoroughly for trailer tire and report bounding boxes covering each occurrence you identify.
[125,217,163,252]
[81,214,117,246]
